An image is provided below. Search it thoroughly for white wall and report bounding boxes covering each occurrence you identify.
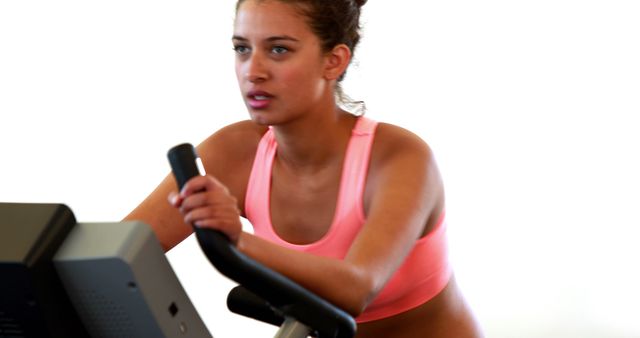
[1,1,639,337]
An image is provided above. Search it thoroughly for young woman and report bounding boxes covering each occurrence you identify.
[126,0,483,336]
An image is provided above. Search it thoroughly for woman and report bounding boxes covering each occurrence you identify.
[126,0,483,336]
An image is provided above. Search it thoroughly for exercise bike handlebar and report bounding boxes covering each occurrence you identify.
[167,143,356,338]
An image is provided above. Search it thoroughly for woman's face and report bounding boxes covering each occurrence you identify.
[233,0,332,125]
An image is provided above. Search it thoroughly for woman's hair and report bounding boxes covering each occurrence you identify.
[236,0,367,114]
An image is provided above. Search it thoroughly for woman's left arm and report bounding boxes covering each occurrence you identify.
[344,123,445,307]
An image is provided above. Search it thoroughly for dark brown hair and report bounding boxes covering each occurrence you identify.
[236,0,367,82]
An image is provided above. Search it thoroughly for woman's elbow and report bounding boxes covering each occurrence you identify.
[342,298,367,318]
[341,274,380,317]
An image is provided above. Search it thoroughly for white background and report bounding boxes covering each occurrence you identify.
[1,1,639,337]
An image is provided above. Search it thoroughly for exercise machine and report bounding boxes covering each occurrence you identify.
[0,202,212,338]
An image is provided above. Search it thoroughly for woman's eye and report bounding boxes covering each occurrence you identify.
[233,45,250,55]
[272,46,288,54]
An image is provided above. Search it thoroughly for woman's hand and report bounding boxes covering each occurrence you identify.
[168,175,243,245]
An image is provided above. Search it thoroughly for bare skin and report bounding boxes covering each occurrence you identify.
[125,1,483,336]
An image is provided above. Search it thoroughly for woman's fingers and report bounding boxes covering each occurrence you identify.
[168,191,182,207]
[180,175,227,198]
[170,174,242,244]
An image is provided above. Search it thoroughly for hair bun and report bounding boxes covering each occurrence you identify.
[354,0,367,8]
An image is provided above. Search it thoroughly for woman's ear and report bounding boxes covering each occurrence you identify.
[323,44,352,81]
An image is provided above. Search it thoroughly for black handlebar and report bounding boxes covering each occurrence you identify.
[167,143,356,338]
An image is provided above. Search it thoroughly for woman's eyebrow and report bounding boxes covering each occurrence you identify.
[266,35,299,43]
[232,35,300,43]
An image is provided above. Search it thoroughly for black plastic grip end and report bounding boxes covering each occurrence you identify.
[167,143,201,189]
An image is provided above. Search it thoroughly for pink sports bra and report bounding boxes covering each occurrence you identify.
[245,116,451,323]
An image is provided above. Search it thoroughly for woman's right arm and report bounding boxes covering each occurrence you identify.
[123,120,266,252]
[124,173,193,251]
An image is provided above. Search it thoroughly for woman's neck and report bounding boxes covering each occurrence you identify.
[272,108,356,174]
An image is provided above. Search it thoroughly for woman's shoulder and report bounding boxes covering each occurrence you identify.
[200,120,267,150]
[197,120,269,175]
[367,120,441,191]
[372,121,434,162]
[363,119,445,234]
[207,119,267,142]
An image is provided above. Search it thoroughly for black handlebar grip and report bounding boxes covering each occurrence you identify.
[167,143,201,190]
[167,143,232,244]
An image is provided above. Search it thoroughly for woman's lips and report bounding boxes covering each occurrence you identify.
[247,90,273,109]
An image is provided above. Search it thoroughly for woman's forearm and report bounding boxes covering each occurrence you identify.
[236,231,373,317]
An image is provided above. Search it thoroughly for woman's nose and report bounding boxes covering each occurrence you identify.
[245,53,268,83]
